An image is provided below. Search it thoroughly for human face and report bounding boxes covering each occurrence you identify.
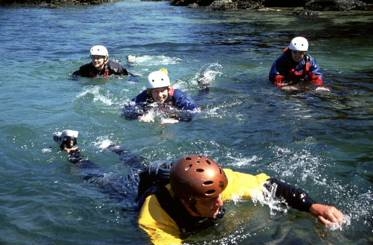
[189,194,224,219]
[291,50,306,63]
[91,55,107,70]
[150,87,169,103]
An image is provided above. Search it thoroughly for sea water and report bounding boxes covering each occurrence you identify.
[0,1,372,244]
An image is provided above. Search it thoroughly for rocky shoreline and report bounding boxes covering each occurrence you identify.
[173,0,371,11]
[0,0,372,11]
[0,0,117,7]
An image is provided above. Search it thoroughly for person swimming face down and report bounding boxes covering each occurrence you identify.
[170,155,228,219]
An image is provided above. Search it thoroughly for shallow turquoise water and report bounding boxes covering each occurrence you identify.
[0,1,372,244]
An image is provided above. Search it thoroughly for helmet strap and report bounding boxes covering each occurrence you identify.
[180,196,200,217]
[168,86,174,96]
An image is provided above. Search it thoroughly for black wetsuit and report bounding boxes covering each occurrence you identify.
[66,146,144,209]
[72,60,129,78]
[65,146,315,217]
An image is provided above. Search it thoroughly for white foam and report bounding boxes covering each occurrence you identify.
[42,148,52,153]
[160,118,179,124]
[203,100,243,119]
[93,137,114,150]
[269,145,326,184]
[126,54,182,66]
[77,86,114,106]
[228,155,262,167]
[328,215,351,231]
[138,109,156,123]
[190,63,223,87]
[252,183,289,216]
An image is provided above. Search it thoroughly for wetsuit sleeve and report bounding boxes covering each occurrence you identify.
[308,56,324,86]
[159,105,194,122]
[118,65,129,75]
[72,69,80,77]
[67,149,83,164]
[72,65,86,77]
[72,63,97,78]
[269,60,280,82]
[173,89,197,111]
[122,102,145,120]
[66,149,96,168]
[269,54,288,87]
[65,147,142,204]
[134,90,150,104]
[108,60,129,75]
[264,178,315,212]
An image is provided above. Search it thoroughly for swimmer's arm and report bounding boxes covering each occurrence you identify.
[265,178,346,227]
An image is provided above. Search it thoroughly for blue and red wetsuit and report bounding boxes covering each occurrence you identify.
[122,87,197,121]
[133,87,197,111]
[269,49,324,88]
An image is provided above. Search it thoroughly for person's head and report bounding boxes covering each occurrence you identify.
[53,129,79,150]
[90,45,109,70]
[288,36,308,63]
[147,68,171,103]
[170,155,228,219]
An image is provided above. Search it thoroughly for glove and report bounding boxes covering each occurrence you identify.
[122,103,145,120]
[274,74,286,87]
[311,74,324,86]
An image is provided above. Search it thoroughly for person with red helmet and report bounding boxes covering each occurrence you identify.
[138,155,346,245]
[53,133,347,245]
[72,45,129,78]
[269,37,330,92]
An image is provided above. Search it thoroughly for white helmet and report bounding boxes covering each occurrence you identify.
[147,69,171,89]
[288,37,309,52]
[90,45,109,57]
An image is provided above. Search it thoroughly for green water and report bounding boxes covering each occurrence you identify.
[0,2,372,244]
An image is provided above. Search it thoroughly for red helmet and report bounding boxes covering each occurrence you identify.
[170,155,228,199]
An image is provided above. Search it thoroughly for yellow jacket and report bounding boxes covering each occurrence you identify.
[138,169,270,245]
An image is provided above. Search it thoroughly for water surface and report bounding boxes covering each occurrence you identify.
[0,2,372,244]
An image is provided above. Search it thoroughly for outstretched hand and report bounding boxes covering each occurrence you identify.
[63,145,79,154]
[310,203,348,229]
[315,86,331,92]
[281,85,300,92]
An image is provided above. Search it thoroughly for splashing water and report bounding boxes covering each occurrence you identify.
[269,144,328,185]
[329,215,351,231]
[226,154,262,168]
[138,107,180,124]
[138,108,156,123]
[190,63,223,89]
[93,136,115,151]
[126,54,182,66]
[251,182,289,216]
[77,86,114,106]
[203,99,244,119]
